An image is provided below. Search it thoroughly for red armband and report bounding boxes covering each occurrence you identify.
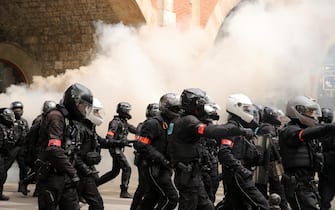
[197,124,206,135]
[298,130,304,142]
[221,139,234,147]
[48,139,62,147]
[139,136,151,144]
[107,131,115,137]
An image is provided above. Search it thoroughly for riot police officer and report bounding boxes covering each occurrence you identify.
[318,107,335,210]
[216,94,269,210]
[10,101,30,194]
[21,100,57,196]
[279,96,335,210]
[0,108,16,201]
[167,88,254,210]
[130,102,160,210]
[199,100,220,203]
[37,83,93,210]
[133,94,179,210]
[98,102,137,198]
[256,106,289,210]
[74,97,104,210]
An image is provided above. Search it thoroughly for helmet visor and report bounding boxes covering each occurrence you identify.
[77,99,93,119]
[303,105,321,120]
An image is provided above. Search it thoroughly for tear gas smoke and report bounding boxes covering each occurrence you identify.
[1,0,335,181]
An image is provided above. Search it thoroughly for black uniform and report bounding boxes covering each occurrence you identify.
[37,106,80,210]
[217,118,270,210]
[0,111,17,200]
[279,120,335,210]
[134,114,178,210]
[74,119,104,210]
[256,122,289,210]
[168,115,250,210]
[200,137,219,203]
[98,115,136,195]
[318,134,335,210]
[130,121,147,210]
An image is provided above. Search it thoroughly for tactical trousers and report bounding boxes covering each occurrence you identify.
[217,172,270,210]
[78,175,104,210]
[138,165,178,210]
[0,155,5,195]
[282,175,319,210]
[130,164,147,210]
[174,164,214,210]
[38,173,80,210]
[98,150,131,188]
[318,167,335,210]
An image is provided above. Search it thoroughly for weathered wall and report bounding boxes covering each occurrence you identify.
[0,0,145,83]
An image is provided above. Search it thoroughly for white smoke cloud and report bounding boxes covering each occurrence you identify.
[2,0,335,179]
[0,0,334,130]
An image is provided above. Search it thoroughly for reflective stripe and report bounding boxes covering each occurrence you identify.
[107,131,115,137]
[139,136,151,144]
[48,139,62,147]
[298,130,304,142]
[197,124,206,135]
[221,139,234,147]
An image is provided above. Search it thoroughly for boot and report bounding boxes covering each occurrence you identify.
[120,186,132,198]
[0,194,10,201]
[18,180,30,196]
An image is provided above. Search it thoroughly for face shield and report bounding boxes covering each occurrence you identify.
[87,97,104,126]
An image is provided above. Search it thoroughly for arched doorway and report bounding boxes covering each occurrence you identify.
[0,59,27,93]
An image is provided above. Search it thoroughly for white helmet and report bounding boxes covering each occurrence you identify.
[226,94,254,123]
[87,97,105,126]
[286,95,321,127]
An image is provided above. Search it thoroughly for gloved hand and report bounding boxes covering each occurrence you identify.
[71,174,80,190]
[92,171,100,185]
[82,166,94,177]
[243,128,255,139]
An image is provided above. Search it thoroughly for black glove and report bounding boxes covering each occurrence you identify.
[71,174,80,190]
[243,128,255,139]
[82,167,94,177]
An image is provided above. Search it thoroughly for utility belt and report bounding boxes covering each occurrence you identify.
[175,161,201,186]
[281,173,317,198]
[85,151,101,166]
[35,158,63,180]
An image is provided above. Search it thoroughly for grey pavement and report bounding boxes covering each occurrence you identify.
[1,183,133,210]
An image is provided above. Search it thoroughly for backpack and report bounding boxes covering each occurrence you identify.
[25,115,43,167]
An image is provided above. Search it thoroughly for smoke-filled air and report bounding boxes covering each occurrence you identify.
[1,0,335,133]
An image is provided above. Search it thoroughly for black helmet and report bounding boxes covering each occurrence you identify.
[145,103,160,118]
[63,83,93,120]
[117,102,132,119]
[319,108,333,123]
[159,93,181,120]
[181,88,207,117]
[0,108,15,126]
[10,101,24,119]
[262,106,281,126]
[42,100,57,113]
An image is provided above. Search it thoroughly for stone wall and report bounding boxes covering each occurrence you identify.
[0,0,145,82]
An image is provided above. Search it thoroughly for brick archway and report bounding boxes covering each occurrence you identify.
[0,43,41,85]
